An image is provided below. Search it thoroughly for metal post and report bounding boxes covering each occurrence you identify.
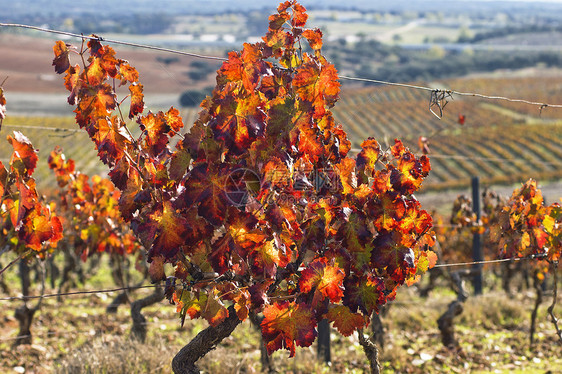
[471,176,483,295]
[317,319,331,363]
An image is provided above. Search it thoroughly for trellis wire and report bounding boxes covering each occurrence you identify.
[1,22,562,114]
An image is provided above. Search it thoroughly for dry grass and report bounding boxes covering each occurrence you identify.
[56,336,173,374]
[1,282,562,373]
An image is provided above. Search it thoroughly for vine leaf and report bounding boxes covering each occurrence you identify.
[356,137,380,180]
[302,29,323,50]
[175,290,228,327]
[181,163,229,226]
[8,132,38,175]
[299,257,345,303]
[19,207,63,251]
[325,305,365,337]
[371,231,416,282]
[261,301,317,357]
[129,83,145,118]
[95,116,133,165]
[52,41,71,74]
[139,111,171,156]
[148,201,190,259]
[343,274,386,316]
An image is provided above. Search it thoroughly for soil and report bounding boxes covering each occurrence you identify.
[0,33,217,95]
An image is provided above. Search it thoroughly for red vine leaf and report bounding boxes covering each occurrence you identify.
[293,60,340,117]
[164,107,185,135]
[129,83,144,118]
[261,301,317,357]
[95,116,133,165]
[175,290,228,327]
[325,305,365,337]
[64,65,81,105]
[119,63,139,83]
[292,3,308,27]
[139,111,170,156]
[181,163,228,226]
[52,41,71,74]
[371,231,416,282]
[147,201,189,258]
[343,274,385,315]
[302,29,323,50]
[356,137,380,180]
[390,140,431,194]
[8,131,38,175]
[299,257,345,303]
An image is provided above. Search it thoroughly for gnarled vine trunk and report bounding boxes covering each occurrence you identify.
[14,304,36,346]
[437,270,468,348]
[106,290,130,313]
[130,284,165,342]
[371,307,386,351]
[172,305,242,374]
[14,260,45,347]
[357,328,381,374]
[530,270,543,346]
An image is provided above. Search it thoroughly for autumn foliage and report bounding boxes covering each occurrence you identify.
[52,1,436,357]
[488,179,561,270]
[0,131,63,256]
[47,146,143,261]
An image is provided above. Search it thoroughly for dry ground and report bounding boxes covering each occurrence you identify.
[0,33,218,95]
[1,280,561,373]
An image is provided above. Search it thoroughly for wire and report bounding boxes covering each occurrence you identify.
[0,254,548,302]
[0,23,227,62]
[339,75,435,92]
[0,284,158,302]
[339,75,562,110]
[2,23,562,111]
[433,254,546,269]
[2,124,81,133]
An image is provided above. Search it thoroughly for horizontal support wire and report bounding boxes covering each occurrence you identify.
[2,124,81,133]
[0,289,538,343]
[0,285,158,302]
[0,255,548,302]
[339,75,562,110]
[1,23,562,111]
[0,23,227,62]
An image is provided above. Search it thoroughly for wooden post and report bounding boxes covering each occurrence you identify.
[471,176,483,295]
[317,319,331,363]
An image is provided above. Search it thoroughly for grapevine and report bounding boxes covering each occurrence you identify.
[52,1,436,371]
[0,129,63,263]
[490,179,562,343]
[0,88,64,345]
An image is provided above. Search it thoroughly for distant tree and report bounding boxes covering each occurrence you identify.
[156,56,180,66]
[179,89,208,107]
[186,61,220,82]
